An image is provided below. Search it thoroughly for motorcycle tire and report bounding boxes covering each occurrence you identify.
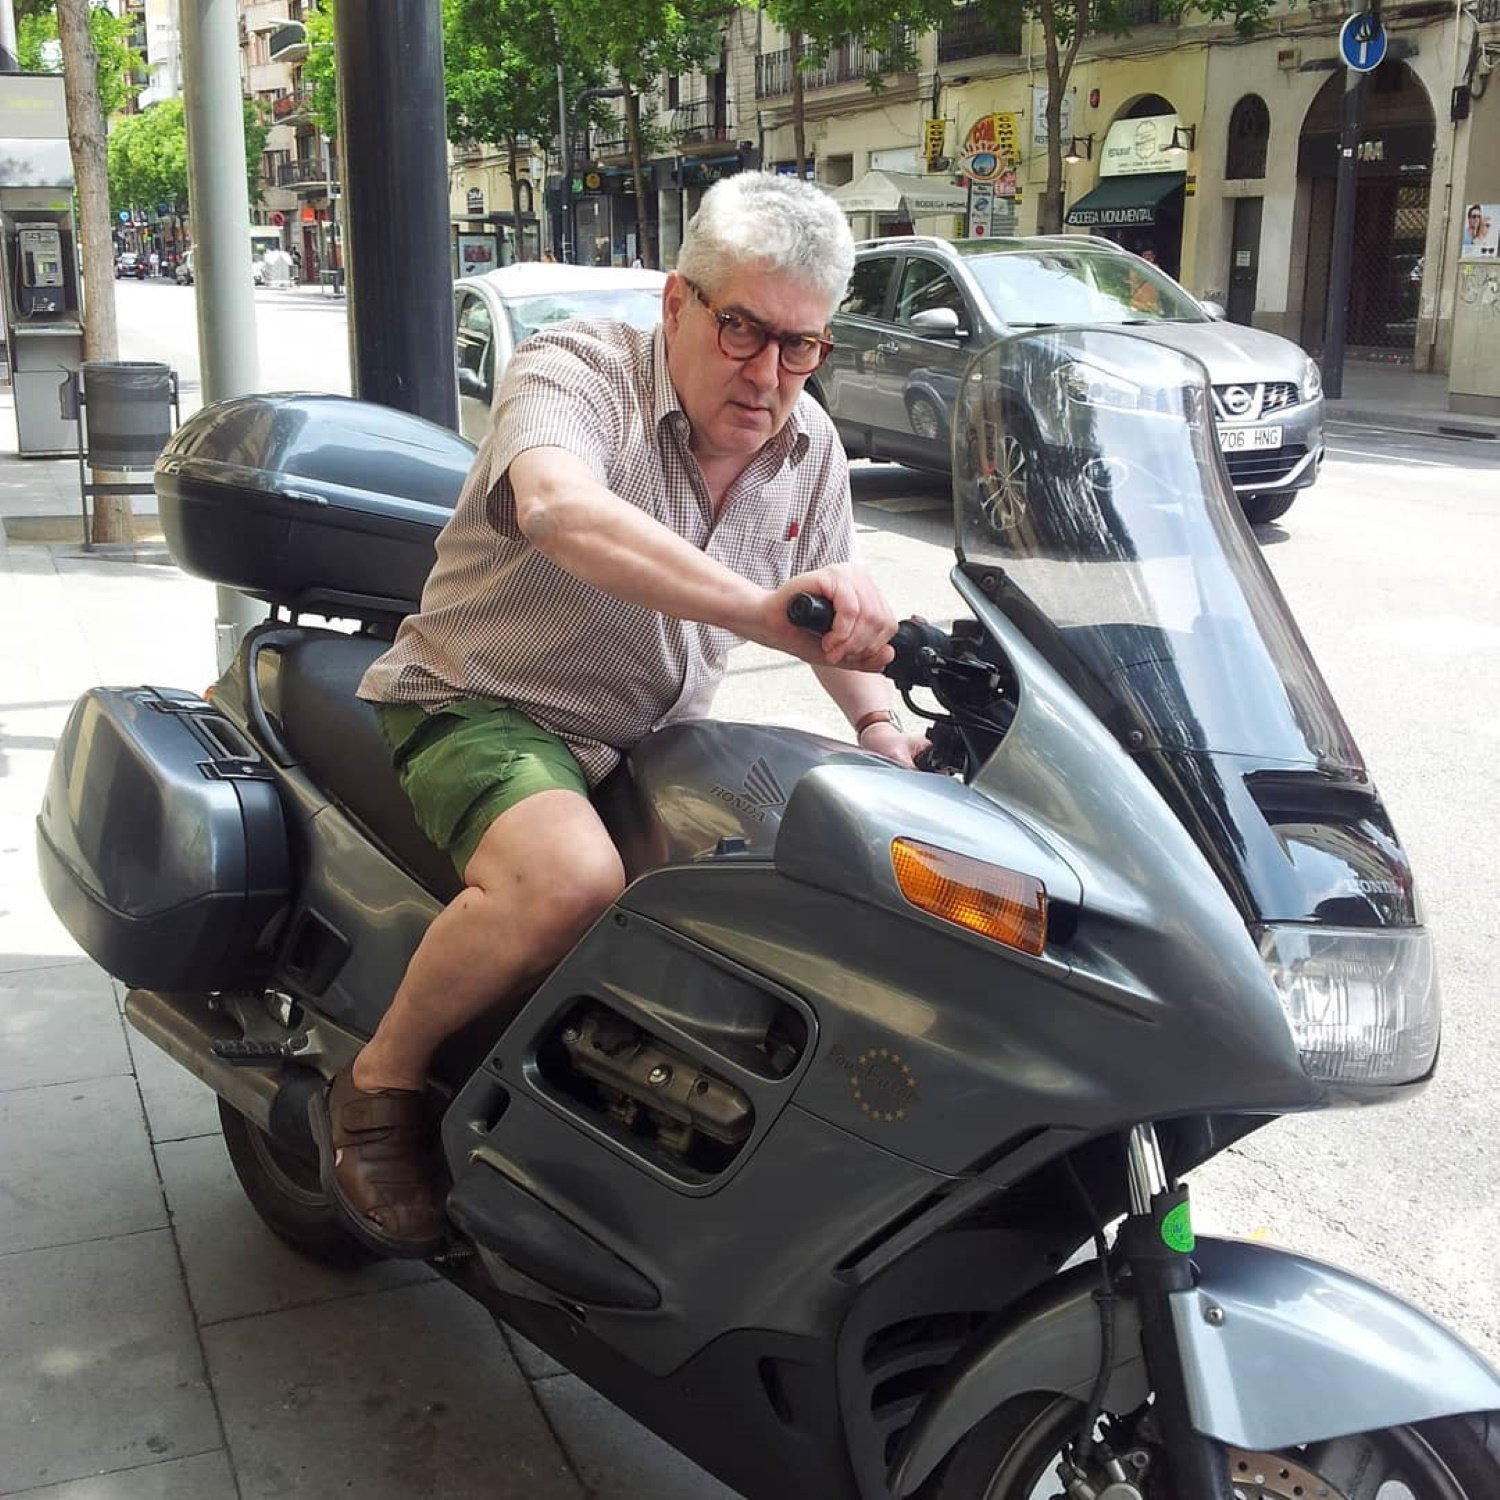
[217,1098,378,1268]
[922,1391,1500,1498]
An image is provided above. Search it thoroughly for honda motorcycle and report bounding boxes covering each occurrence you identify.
[36,329,1500,1498]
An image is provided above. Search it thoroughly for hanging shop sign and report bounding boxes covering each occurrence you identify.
[960,113,1020,198]
[1031,85,1074,148]
[922,118,947,167]
[1099,115,1187,177]
[466,188,484,216]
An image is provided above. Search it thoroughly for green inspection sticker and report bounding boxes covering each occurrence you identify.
[1160,1201,1195,1253]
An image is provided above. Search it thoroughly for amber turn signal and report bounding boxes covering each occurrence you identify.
[890,838,1047,956]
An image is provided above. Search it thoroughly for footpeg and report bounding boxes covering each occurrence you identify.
[210,1037,306,1066]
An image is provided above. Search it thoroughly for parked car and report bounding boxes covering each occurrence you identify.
[812,236,1325,526]
[114,251,148,280]
[453,262,668,443]
[173,250,263,289]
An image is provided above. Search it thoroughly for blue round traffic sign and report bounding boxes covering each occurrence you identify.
[1339,11,1387,72]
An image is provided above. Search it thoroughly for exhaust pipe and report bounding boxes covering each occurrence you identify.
[125,987,289,1133]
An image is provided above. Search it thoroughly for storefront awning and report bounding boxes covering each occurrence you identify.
[829,170,967,218]
[1064,172,1183,229]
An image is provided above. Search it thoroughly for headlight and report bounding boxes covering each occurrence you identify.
[1302,356,1323,402]
[1259,925,1439,1086]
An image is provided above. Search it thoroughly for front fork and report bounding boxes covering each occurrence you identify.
[1109,1124,1235,1500]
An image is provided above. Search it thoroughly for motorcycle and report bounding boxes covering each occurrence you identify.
[35,329,1500,1498]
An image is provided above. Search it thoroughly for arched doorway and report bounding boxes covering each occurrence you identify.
[1297,60,1434,359]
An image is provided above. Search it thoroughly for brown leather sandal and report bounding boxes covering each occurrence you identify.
[308,1064,447,1259]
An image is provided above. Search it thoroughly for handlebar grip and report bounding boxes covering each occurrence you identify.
[787,592,835,634]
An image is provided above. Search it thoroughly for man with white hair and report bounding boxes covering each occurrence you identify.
[313,172,926,1256]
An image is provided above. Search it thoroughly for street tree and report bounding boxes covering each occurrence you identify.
[54,0,131,542]
[18,2,139,116]
[106,98,271,220]
[973,0,1273,231]
[757,0,954,179]
[553,0,728,267]
[443,0,605,260]
[303,0,338,142]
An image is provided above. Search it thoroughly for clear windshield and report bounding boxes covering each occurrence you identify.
[955,328,1362,771]
[965,249,1205,327]
[508,289,664,345]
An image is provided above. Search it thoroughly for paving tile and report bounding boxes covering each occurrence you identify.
[0,875,84,975]
[0,1073,163,1255]
[0,1230,221,1494]
[0,1449,235,1500]
[533,1373,744,1500]
[126,1027,222,1144]
[0,962,129,1092]
[157,1132,433,1326]
[203,1278,583,1499]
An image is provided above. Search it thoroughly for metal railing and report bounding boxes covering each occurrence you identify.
[755,35,913,99]
[673,98,733,146]
[271,89,310,120]
[937,7,1021,62]
[1095,0,1169,29]
[277,159,338,189]
[1476,0,1499,20]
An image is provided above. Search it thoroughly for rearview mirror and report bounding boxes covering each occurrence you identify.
[1200,300,1227,321]
[909,307,966,339]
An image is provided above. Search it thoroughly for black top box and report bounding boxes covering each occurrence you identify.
[154,393,477,626]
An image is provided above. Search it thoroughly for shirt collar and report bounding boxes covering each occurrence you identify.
[653,324,812,469]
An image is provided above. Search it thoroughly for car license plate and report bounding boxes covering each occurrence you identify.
[1219,424,1283,451]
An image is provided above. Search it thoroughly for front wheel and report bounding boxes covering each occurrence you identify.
[924,1393,1500,1498]
[1240,490,1296,526]
[218,1098,377,1268]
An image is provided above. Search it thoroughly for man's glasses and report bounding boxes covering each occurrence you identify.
[683,278,834,374]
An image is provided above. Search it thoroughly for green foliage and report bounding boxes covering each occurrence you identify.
[303,1,340,141]
[443,0,601,151]
[552,0,727,94]
[19,2,142,117]
[759,0,952,76]
[106,98,274,216]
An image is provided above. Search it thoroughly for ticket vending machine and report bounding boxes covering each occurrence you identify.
[0,74,86,456]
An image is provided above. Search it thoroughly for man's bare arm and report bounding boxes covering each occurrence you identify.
[510,446,895,671]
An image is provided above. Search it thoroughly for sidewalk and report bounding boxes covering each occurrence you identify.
[1323,358,1500,439]
[0,394,737,1497]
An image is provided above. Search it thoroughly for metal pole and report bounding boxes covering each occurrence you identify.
[1321,63,1369,399]
[556,61,570,262]
[180,0,266,668]
[335,0,456,429]
[0,0,19,73]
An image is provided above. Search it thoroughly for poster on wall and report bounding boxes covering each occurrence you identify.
[1460,203,1499,261]
[1031,85,1074,149]
[457,232,498,276]
[967,180,995,237]
[960,112,1021,199]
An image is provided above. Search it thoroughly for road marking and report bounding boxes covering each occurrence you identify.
[1324,444,1458,468]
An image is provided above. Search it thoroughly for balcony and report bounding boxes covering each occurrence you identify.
[673,98,732,149]
[271,88,311,121]
[937,7,1021,62]
[1477,0,1498,18]
[589,117,630,157]
[278,159,338,192]
[755,35,913,99]
[1095,0,1168,28]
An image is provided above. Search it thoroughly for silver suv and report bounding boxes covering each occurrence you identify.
[811,236,1324,526]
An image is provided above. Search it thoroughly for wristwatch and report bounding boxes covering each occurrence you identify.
[854,708,903,738]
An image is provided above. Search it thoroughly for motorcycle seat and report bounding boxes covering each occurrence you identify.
[271,632,464,901]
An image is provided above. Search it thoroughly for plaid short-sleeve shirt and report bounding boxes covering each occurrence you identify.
[357,321,855,784]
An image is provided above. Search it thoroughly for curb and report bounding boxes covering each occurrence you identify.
[1326,403,1500,439]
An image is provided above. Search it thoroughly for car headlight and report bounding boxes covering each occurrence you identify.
[1302,356,1323,402]
[1259,925,1439,1086]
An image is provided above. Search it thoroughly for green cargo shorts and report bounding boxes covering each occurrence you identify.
[374,699,589,879]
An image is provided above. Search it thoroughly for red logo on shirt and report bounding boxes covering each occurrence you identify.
[786,520,800,541]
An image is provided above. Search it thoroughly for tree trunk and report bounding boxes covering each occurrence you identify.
[625,90,654,269]
[56,0,132,545]
[506,137,525,260]
[790,30,806,178]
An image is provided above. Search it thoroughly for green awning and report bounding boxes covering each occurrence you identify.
[1064,173,1183,229]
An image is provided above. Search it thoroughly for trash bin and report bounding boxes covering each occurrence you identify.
[79,361,174,469]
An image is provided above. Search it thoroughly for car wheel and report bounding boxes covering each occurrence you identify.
[1240,490,1296,526]
[907,394,946,443]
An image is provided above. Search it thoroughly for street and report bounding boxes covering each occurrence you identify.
[116,274,1500,1360]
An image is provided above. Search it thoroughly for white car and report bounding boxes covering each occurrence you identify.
[454,262,668,443]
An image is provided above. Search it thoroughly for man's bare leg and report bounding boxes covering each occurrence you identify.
[354,788,626,1092]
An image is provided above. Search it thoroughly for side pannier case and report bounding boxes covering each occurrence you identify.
[35,687,291,990]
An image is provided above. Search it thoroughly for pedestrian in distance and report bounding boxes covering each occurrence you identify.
[312,172,928,1257]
